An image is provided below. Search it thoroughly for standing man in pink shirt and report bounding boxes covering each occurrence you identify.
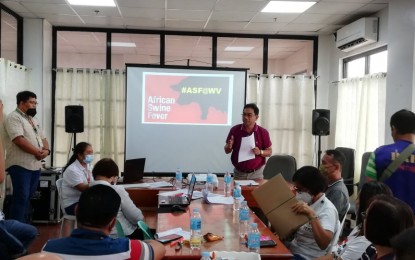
[224,103,272,180]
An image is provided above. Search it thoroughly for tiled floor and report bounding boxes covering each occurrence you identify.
[28,223,61,254]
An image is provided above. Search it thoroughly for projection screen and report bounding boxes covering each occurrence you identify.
[125,65,247,175]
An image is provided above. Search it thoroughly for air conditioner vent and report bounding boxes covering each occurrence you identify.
[336,17,378,52]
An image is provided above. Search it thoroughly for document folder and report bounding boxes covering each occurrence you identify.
[252,173,308,239]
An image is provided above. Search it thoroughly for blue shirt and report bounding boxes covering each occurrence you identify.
[42,228,153,260]
[366,139,415,212]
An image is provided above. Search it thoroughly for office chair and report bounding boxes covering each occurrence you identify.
[348,151,372,219]
[115,220,125,238]
[137,220,155,240]
[263,155,297,181]
[55,178,76,237]
[335,147,355,196]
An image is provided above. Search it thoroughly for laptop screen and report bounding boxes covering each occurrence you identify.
[123,158,146,182]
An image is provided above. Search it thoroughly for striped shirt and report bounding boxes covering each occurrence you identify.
[42,229,154,260]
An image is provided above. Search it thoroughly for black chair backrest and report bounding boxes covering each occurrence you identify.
[335,147,355,196]
[263,155,297,181]
[358,152,372,192]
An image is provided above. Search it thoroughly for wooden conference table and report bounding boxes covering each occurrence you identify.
[125,178,293,259]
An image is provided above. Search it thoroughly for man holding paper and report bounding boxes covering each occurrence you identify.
[224,103,272,179]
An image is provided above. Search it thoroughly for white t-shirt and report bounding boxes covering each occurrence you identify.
[333,225,373,260]
[62,160,93,209]
[290,194,339,260]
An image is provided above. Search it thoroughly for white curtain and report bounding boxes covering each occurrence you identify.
[0,58,32,156]
[54,69,125,168]
[335,72,386,181]
[0,58,32,115]
[247,74,315,167]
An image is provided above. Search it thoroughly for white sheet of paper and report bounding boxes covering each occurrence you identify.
[147,181,173,188]
[118,183,151,189]
[206,195,234,205]
[234,180,259,186]
[238,134,256,162]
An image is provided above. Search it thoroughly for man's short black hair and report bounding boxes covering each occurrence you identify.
[325,149,346,168]
[92,158,119,179]
[244,103,259,115]
[16,91,36,104]
[391,227,415,260]
[390,109,415,135]
[292,166,328,195]
[76,184,121,228]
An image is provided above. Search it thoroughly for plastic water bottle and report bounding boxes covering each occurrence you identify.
[233,184,242,211]
[239,200,250,238]
[200,252,210,260]
[224,172,232,197]
[206,171,214,193]
[248,222,260,253]
[190,208,202,250]
[175,168,182,190]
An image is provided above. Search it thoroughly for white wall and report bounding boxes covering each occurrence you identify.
[23,18,53,165]
[318,7,389,149]
[385,0,415,143]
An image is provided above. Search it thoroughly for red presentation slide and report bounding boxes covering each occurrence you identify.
[142,73,232,125]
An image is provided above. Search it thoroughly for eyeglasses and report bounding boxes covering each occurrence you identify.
[241,113,255,117]
[26,100,38,105]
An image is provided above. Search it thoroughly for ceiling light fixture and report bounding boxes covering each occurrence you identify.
[225,46,254,52]
[217,61,235,64]
[68,0,116,7]
[111,42,136,47]
[261,1,316,13]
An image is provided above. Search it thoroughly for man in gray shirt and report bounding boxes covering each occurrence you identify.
[320,149,349,220]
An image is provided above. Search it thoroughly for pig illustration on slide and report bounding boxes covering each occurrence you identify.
[171,76,230,119]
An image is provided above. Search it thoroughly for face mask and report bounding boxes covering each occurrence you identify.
[111,177,118,185]
[319,164,329,175]
[295,191,313,204]
[83,154,94,164]
[26,108,37,117]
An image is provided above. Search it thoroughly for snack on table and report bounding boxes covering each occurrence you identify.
[203,232,224,242]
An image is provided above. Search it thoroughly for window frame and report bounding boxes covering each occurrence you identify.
[0,3,23,64]
[342,45,387,79]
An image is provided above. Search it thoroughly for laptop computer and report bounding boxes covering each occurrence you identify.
[122,158,146,183]
[159,174,196,207]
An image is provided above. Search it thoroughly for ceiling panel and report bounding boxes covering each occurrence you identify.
[1,0,389,69]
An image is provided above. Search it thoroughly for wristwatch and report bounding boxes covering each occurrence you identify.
[46,149,51,155]
[260,150,263,155]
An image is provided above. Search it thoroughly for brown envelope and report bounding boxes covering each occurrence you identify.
[252,174,308,239]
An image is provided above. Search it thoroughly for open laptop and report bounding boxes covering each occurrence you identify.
[122,158,146,183]
[159,175,196,207]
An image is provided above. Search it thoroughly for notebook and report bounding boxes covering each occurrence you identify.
[122,158,146,183]
[159,175,196,207]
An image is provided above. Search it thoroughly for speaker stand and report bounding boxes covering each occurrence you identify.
[317,135,322,168]
[73,133,77,152]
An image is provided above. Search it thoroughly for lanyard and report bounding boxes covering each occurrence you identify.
[15,108,42,147]
[82,168,91,183]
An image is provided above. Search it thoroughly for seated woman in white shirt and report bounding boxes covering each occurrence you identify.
[90,158,145,239]
[62,142,94,216]
[316,181,393,260]
[289,166,339,260]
